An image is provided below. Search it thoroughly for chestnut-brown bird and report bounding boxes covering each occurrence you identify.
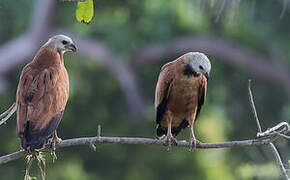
[155,52,211,151]
[16,35,76,151]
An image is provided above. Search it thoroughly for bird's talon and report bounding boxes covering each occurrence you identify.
[165,136,176,151]
[55,137,62,144]
[189,139,200,152]
[51,149,57,163]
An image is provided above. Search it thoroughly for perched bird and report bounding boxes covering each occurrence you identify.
[155,52,211,151]
[16,35,77,151]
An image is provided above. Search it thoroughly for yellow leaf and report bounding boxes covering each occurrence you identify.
[76,0,94,24]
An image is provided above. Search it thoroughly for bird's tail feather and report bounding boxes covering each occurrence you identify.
[156,119,189,138]
[20,121,46,151]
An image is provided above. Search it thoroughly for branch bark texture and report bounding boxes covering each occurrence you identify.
[0,135,277,165]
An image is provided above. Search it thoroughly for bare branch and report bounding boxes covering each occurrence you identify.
[0,103,16,126]
[274,132,290,140]
[0,135,279,165]
[248,80,262,133]
[268,143,290,180]
[257,121,290,138]
[248,80,289,180]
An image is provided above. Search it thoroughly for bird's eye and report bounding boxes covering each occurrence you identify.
[62,40,68,45]
[199,65,204,70]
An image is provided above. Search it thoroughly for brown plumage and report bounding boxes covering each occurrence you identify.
[155,52,211,150]
[16,35,76,151]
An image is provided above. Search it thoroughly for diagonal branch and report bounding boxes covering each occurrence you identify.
[248,80,262,133]
[248,80,289,180]
[0,135,280,165]
[0,103,16,126]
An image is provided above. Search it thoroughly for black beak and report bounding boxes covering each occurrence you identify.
[204,72,210,81]
[65,43,77,52]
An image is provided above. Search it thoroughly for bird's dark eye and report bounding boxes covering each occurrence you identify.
[199,65,204,70]
[62,40,68,45]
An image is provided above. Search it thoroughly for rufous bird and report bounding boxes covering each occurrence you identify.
[155,52,211,151]
[16,35,77,152]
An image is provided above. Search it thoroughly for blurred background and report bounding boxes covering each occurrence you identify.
[0,0,289,179]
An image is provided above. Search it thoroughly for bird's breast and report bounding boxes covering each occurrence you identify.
[167,76,199,116]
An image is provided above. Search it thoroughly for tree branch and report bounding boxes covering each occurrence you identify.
[248,80,262,133]
[0,103,16,126]
[248,80,289,180]
[0,135,280,165]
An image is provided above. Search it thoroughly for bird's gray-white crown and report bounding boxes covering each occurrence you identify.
[45,34,77,53]
[184,52,211,79]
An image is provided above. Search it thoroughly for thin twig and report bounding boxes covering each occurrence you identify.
[257,121,289,138]
[248,80,289,180]
[248,80,262,133]
[274,132,290,140]
[268,143,290,180]
[0,103,17,126]
[0,135,279,165]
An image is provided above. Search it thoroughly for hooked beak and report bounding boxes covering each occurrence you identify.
[204,72,210,81]
[65,43,77,52]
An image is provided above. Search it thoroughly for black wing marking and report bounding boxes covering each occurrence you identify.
[195,85,205,121]
[156,83,171,125]
[156,82,171,137]
[172,119,189,137]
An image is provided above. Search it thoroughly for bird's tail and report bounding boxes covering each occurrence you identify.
[156,124,167,138]
[20,121,46,151]
[156,119,189,138]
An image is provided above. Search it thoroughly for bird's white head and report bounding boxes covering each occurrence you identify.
[45,34,77,54]
[184,52,211,80]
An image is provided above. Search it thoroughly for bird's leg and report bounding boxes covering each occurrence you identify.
[165,116,177,151]
[189,123,200,152]
[51,131,62,162]
[53,131,62,143]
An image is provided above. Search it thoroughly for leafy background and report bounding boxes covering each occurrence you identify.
[0,0,289,179]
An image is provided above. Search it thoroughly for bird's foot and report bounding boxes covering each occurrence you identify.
[54,137,62,144]
[189,139,200,152]
[50,137,62,163]
[165,135,177,151]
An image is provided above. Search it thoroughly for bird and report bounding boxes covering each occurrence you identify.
[154,52,211,151]
[16,35,77,152]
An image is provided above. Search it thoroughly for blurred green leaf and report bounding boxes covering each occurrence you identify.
[76,0,94,24]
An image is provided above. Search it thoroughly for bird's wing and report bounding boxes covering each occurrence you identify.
[195,75,207,120]
[16,64,64,138]
[155,61,175,125]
